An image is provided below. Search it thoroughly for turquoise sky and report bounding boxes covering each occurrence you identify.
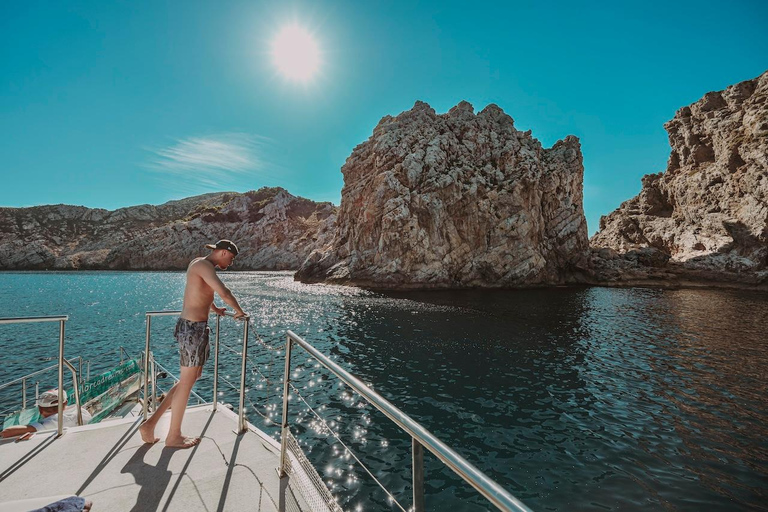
[2,1,766,234]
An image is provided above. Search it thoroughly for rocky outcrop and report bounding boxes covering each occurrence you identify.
[296,101,589,288]
[0,188,336,270]
[591,71,768,287]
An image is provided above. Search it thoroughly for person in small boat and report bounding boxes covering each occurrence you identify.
[140,239,248,449]
[1,389,92,438]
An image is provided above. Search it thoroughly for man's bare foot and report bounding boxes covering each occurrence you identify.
[165,435,200,448]
[139,423,159,444]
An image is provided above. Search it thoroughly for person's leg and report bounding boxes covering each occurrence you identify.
[139,382,179,443]
[165,365,201,448]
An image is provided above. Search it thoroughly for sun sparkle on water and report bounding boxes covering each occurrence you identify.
[271,24,320,82]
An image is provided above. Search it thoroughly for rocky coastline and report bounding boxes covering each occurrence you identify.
[0,187,336,271]
[589,71,767,290]
[2,72,766,291]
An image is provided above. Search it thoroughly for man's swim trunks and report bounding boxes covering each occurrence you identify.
[175,317,210,367]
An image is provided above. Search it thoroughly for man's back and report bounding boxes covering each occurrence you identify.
[181,258,216,321]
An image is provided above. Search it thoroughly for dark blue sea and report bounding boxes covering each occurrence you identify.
[1,271,766,511]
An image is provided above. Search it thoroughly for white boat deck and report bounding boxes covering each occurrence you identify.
[0,405,327,512]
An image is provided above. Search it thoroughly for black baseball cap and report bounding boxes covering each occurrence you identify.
[205,239,239,256]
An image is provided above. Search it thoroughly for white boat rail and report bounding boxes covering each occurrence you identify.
[280,330,534,512]
[4,313,532,510]
[0,356,83,400]
[0,315,82,435]
[143,310,250,431]
[149,357,207,405]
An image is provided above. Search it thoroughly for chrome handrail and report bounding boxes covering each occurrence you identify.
[142,310,250,427]
[151,357,207,405]
[0,315,70,436]
[62,359,84,426]
[0,357,83,392]
[281,330,533,512]
[0,316,69,325]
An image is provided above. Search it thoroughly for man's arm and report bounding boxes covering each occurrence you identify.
[1,424,36,438]
[197,262,247,318]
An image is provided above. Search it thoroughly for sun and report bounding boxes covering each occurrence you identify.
[271,24,320,82]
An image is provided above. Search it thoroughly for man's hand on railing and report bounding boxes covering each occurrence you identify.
[207,309,249,320]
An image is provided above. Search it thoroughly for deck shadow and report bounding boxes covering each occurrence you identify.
[0,431,57,482]
[159,409,216,511]
[215,433,244,512]
[76,418,143,495]
[121,443,175,512]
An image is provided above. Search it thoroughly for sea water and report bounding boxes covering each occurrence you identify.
[0,271,766,511]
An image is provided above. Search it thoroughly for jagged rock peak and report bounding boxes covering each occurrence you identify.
[296,100,588,288]
[448,100,474,115]
[399,100,516,125]
[591,70,768,287]
[411,100,436,114]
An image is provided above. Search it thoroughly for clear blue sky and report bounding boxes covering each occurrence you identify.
[2,1,766,234]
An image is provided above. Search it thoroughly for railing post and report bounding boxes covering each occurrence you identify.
[151,352,157,412]
[21,378,27,410]
[57,319,65,437]
[279,335,294,477]
[213,314,220,411]
[413,437,425,512]
[237,318,250,434]
[142,314,151,421]
[63,359,83,426]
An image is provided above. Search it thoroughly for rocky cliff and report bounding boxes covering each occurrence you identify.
[0,188,336,270]
[591,71,768,287]
[296,101,589,288]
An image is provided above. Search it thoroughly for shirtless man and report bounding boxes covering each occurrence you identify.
[140,239,247,448]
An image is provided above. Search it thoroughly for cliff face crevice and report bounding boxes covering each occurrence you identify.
[0,188,337,270]
[591,71,768,286]
[296,100,589,288]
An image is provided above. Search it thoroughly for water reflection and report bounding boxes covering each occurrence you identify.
[0,272,766,511]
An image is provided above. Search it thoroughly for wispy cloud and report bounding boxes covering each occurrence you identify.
[145,133,271,193]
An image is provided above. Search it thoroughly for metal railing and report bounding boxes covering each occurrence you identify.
[280,330,533,512]
[0,316,83,437]
[150,357,207,406]
[4,313,531,510]
[143,310,250,431]
[0,356,83,401]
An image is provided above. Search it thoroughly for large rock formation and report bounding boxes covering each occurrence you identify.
[591,71,768,287]
[0,188,336,270]
[296,101,589,288]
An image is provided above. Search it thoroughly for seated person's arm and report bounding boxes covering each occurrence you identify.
[2,424,36,438]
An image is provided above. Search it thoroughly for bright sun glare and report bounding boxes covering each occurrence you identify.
[271,24,320,82]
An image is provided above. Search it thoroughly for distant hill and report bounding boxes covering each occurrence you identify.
[0,187,336,270]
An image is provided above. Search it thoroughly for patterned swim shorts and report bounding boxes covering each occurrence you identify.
[175,317,210,367]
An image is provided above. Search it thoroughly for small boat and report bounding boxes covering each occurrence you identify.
[0,312,532,512]
[2,353,143,431]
